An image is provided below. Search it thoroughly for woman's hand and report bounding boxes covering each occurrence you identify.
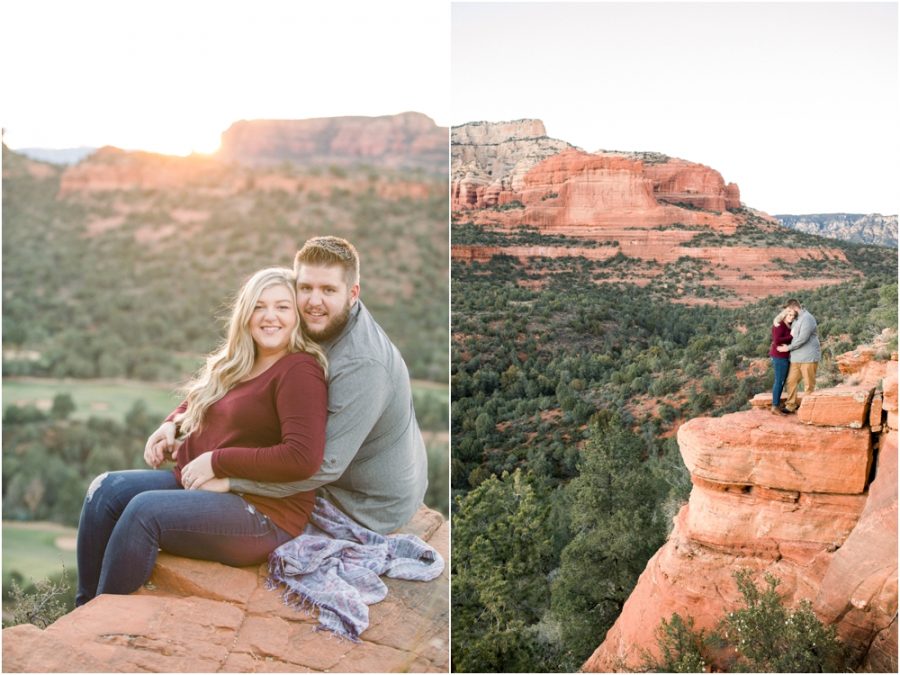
[195,477,231,493]
[144,421,177,468]
[181,452,216,490]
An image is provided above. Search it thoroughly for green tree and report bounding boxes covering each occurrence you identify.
[550,414,668,669]
[719,570,846,672]
[50,393,76,420]
[451,469,565,672]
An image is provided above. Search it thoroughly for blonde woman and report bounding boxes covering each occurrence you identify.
[769,306,795,415]
[75,268,327,606]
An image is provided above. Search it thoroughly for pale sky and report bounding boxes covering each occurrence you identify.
[452,2,899,215]
[1,0,450,156]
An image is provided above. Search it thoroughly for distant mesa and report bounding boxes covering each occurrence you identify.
[41,112,447,196]
[450,119,875,307]
[218,112,448,172]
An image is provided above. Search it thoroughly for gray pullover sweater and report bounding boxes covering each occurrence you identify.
[230,300,428,533]
[787,309,821,363]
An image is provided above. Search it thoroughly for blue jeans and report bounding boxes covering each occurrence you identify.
[75,470,293,606]
[772,357,790,407]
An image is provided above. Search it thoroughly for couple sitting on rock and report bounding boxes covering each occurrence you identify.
[770,298,821,415]
[75,236,434,623]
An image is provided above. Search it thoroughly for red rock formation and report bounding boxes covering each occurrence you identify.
[797,385,875,429]
[643,159,735,213]
[584,355,898,672]
[2,506,448,673]
[59,146,242,196]
[451,120,856,306]
[219,112,447,172]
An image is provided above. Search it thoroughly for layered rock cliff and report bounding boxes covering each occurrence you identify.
[451,120,863,306]
[584,355,898,672]
[2,506,448,673]
[218,112,448,172]
[451,119,573,207]
[58,112,447,196]
[777,213,899,248]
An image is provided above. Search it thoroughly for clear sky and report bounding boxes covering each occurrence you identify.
[452,2,899,215]
[1,0,450,156]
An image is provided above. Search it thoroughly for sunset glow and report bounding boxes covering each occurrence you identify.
[2,0,449,157]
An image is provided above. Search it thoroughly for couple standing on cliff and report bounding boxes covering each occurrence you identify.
[770,298,821,415]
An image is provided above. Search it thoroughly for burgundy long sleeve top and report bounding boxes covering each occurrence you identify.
[167,352,327,537]
[770,322,793,359]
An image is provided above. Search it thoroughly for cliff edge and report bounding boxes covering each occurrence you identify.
[584,352,897,672]
[2,506,448,673]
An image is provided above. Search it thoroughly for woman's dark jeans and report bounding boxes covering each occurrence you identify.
[772,356,790,407]
[76,469,293,607]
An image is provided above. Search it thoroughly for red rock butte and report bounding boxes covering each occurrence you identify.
[451,119,858,306]
[2,505,448,673]
[583,350,898,672]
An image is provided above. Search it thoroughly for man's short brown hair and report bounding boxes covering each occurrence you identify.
[784,299,802,310]
[294,236,360,287]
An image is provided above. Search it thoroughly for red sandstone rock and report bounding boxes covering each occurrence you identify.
[587,376,896,672]
[814,428,897,666]
[678,409,872,494]
[451,119,855,307]
[219,112,447,172]
[797,385,875,428]
[885,367,899,432]
[59,147,242,196]
[685,480,866,555]
[870,393,884,432]
[1,505,448,673]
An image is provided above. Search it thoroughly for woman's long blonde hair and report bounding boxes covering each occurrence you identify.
[773,308,794,327]
[177,267,327,436]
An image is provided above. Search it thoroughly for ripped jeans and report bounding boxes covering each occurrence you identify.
[75,470,292,607]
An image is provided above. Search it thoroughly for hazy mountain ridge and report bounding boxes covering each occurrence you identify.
[12,147,97,165]
[777,213,898,248]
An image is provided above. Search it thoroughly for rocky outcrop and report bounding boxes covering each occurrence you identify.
[451,119,861,306]
[451,120,573,208]
[218,112,447,172]
[585,355,898,672]
[59,146,243,196]
[2,506,448,673]
[777,213,899,248]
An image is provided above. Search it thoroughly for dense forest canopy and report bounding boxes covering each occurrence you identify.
[450,217,897,671]
[2,147,448,383]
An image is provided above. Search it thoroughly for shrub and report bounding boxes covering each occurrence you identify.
[719,570,846,672]
[643,613,708,673]
[644,570,847,673]
[3,568,73,629]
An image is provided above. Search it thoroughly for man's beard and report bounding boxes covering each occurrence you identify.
[302,301,352,342]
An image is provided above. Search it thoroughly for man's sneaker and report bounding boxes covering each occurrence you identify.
[771,406,787,416]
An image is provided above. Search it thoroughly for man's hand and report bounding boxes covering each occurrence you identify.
[144,421,177,468]
[776,344,790,352]
[181,452,216,490]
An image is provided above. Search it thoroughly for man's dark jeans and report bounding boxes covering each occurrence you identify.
[76,469,292,606]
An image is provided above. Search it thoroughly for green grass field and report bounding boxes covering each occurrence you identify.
[3,378,182,423]
[3,376,448,430]
[2,522,77,586]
